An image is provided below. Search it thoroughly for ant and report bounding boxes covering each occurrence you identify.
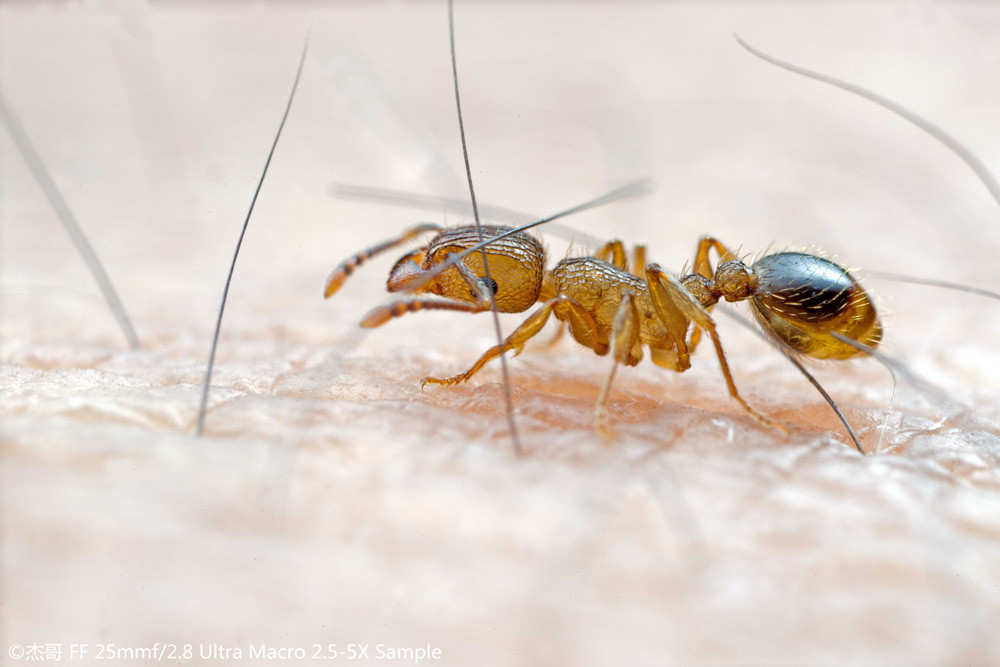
[323,222,883,442]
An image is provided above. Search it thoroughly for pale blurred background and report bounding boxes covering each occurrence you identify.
[2,2,1000,665]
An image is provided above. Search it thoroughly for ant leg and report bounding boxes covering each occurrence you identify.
[631,244,647,278]
[555,297,608,355]
[541,321,566,348]
[593,291,642,435]
[423,296,600,387]
[596,240,648,281]
[646,264,789,434]
[595,240,629,269]
[324,222,442,298]
[643,265,693,369]
[687,237,740,352]
[692,236,739,280]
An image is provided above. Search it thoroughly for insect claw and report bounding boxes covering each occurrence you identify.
[422,375,460,388]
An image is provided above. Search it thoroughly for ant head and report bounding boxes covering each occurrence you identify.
[750,252,882,359]
[427,227,547,313]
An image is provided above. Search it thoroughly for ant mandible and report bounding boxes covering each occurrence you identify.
[323,223,883,436]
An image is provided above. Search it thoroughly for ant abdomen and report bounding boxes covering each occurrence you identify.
[750,252,882,360]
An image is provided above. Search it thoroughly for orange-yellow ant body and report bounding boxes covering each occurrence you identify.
[324,223,882,435]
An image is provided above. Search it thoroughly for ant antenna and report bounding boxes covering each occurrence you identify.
[448,0,521,453]
[0,88,140,350]
[195,32,310,436]
[734,34,1000,213]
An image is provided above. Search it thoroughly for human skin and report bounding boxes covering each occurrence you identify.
[2,3,999,665]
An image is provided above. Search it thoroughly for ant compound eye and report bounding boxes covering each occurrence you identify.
[751,252,881,359]
[470,277,498,300]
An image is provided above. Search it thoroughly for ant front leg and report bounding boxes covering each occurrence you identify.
[422,295,601,388]
[645,263,789,435]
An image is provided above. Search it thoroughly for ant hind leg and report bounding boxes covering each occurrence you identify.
[686,237,740,353]
[692,236,740,280]
[645,264,789,434]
